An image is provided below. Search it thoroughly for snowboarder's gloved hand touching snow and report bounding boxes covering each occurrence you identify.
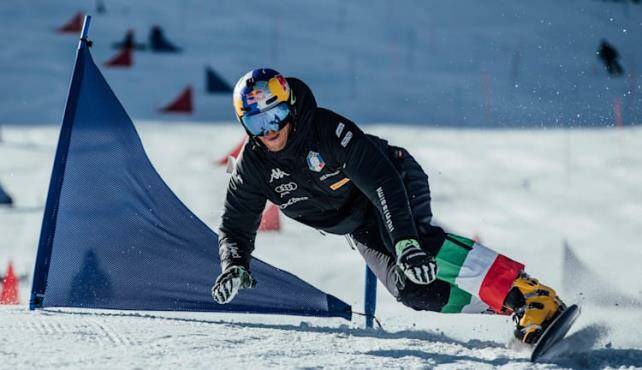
[212,266,256,304]
[395,239,438,286]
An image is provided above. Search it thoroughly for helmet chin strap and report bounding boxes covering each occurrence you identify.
[248,131,264,150]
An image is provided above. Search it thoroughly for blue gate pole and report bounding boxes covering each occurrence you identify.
[364,265,377,328]
[30,14,92,310]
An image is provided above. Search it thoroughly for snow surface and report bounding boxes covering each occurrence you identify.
[1,123,641,369]
[1,0,642,126]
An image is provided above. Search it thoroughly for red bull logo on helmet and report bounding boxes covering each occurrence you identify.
[233,69,290,119]
[245,89,265,105]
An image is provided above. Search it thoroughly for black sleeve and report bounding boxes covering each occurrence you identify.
[218,147,267,272]
[317,109,419,252]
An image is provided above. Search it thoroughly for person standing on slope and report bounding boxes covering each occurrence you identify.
[212,68,566,344]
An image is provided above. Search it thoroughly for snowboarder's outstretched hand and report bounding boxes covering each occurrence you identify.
[395,239,438,286]
[212,266,256,304]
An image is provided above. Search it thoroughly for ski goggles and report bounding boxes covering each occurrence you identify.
[241,103,291,137]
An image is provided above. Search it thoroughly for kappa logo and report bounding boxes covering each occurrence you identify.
[269,168,290,183]
[275,182,298,198]
[306,151,325,172]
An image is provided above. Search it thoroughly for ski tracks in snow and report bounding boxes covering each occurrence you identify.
[1,307,642,368]
[0,307,538,369]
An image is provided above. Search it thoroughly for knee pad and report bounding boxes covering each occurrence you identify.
[396,279,451,312]
[418,225,446,256]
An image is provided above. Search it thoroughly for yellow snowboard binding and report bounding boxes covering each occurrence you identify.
[504,272,566,344]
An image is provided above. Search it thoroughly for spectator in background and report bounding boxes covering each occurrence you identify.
[149,25,181,53]
[597,40,624,76]
[112,29,146,51]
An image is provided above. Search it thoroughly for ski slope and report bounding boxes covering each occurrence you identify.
[1,0,641,126]
[1,1,642,367]
[1,123,641,369]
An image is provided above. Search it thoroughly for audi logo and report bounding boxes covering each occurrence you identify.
[275,182,298,193]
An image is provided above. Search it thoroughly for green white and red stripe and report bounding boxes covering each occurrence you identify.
[440,285,491,314]
[436,234,524,312]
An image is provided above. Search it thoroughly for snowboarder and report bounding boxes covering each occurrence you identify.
[212,68,566,345]
[597,40,624,77]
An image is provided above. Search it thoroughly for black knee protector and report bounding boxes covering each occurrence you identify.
[418,224,446,256]
[396,279,451,312]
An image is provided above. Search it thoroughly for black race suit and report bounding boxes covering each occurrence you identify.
[219,78,453,311]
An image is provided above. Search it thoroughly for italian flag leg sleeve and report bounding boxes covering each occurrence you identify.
[440,284,492,314]
[435,234,524,312]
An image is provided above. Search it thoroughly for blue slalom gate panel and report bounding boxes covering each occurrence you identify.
[30,17,351,320]
[206,67,233,94]
[0,181,12,205]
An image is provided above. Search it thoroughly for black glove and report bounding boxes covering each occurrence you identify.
[211,266,256,304]
[395,239,438,285]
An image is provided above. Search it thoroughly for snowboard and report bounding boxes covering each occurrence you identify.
[530,304,581,362]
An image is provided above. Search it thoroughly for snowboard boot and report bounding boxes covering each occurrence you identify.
[503,272,566,344]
